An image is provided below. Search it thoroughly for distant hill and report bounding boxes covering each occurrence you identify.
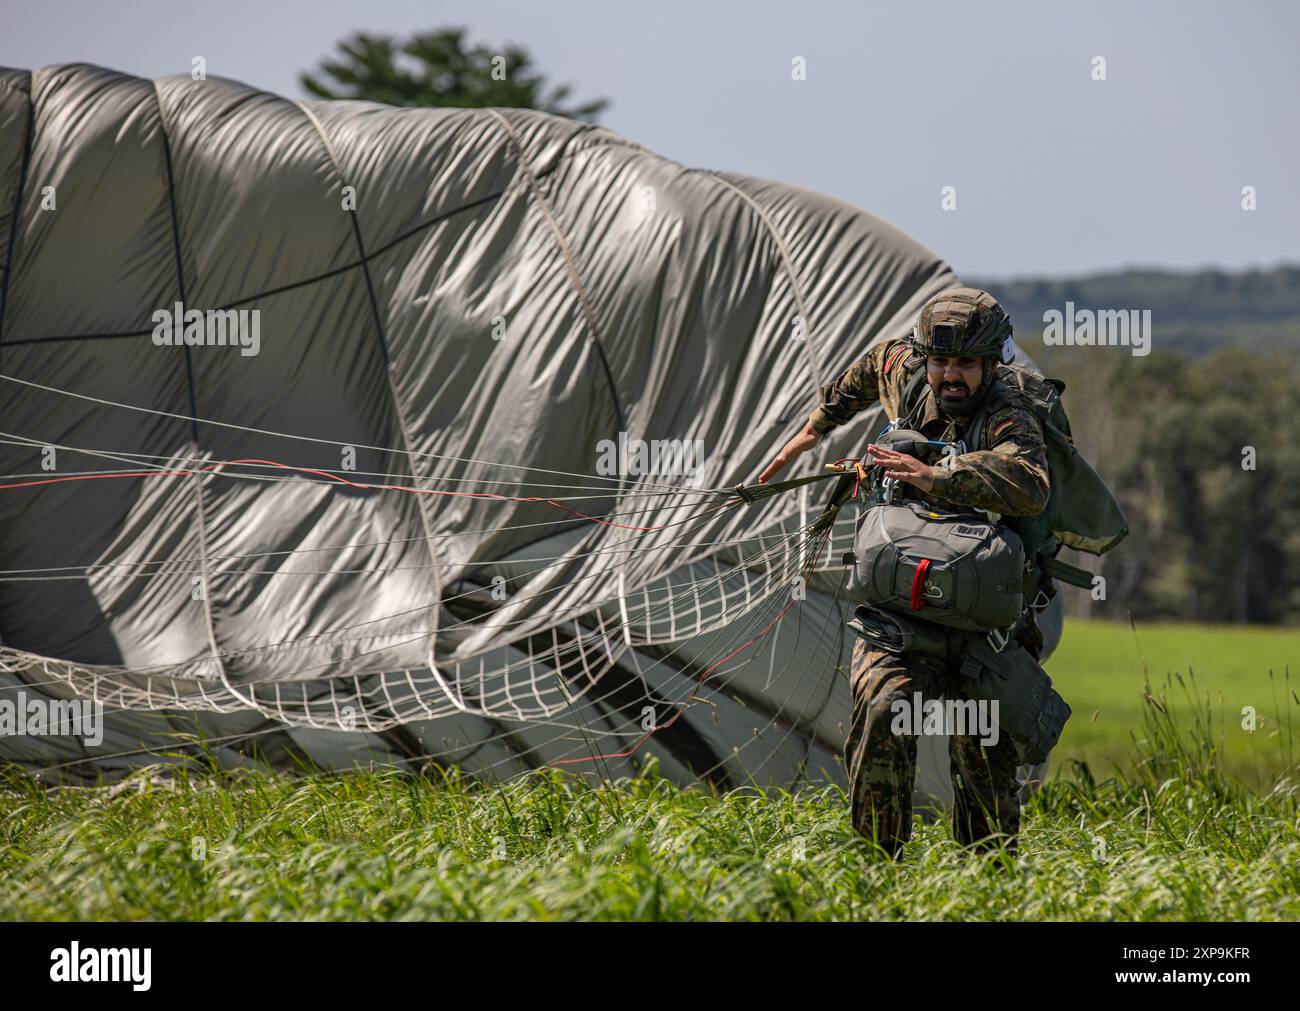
[967,264,1300,357]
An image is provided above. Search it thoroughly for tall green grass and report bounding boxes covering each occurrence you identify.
[1,663,1296,921]
[1047,619,1300,785]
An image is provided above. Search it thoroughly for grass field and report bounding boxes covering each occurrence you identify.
[0,620,1297,921]
[1046,620,1300,787]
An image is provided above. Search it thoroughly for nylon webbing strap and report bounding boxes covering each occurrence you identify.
[898,366,929,430]
[1039,554,1097,589]
[732,469,844,504]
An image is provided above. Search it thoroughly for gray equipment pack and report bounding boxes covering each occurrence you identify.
[846,603,1070,765]
[957,632,1071,765]
[850,500,1026,633]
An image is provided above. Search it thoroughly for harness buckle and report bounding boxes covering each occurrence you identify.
[986,624,1016,653]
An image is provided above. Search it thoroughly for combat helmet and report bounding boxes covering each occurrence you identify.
[911,287,1014,359]
[910,287,1014,415]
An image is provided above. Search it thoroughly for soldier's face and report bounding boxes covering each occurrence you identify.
[925,355,985,405]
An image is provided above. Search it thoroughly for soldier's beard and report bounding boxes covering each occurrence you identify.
[938,388,979,416]
[934,363,995,418]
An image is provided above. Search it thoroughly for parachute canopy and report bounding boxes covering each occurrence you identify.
[0,64,1055,794]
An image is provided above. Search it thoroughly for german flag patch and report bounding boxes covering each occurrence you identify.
[883,344,910,376]
[989,417,1016,442]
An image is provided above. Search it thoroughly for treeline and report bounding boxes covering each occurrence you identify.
[969,264,1300,356]
[1046,347,1300,625]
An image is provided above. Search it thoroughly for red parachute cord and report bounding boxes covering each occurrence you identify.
[0,457,730,533]
[3,451,816,769]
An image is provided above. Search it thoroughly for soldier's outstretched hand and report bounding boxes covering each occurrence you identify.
[758,424,822,484]
[867,443,935,493]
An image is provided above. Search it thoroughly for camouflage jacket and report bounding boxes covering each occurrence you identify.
[808,338,1051,518]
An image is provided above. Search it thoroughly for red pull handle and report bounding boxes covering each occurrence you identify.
[909,558,931,611]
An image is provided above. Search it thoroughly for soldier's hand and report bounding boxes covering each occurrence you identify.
[758,425,822,484]
[866,443,935,493]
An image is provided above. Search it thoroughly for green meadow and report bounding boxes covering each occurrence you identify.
[0,620,1295,921]
[1047,620,1300,787]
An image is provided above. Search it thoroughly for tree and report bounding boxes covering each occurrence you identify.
[300,27,609,123]
[1053,348,1300,625]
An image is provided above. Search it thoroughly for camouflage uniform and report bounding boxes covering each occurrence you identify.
[845,641,1022,858]
[811,336,1050,857]
[809,337,1050,518]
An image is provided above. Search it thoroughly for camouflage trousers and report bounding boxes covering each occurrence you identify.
[844,635,1021,858]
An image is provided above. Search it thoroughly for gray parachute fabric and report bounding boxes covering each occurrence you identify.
[0,63,1056,799]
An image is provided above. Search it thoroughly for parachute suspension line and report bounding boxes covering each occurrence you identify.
[713,554,729,622]
[2,524,834,776]
[681,578,846,792]
[0,520,764,580]
[799,485,809,571]
[0,450,734,497]
[5,584,778,782]
[419,521,796,722]
[0,433,736,567]
[424,545,776,752]
[617,571,633,647]
[0,423,822,732]
[104,517,790,722]
[705,629,833,778]
[297,100,446,666]
[547,532,815,772]
[141,517,722,712]
[549,518,834,768]
[0,374,719,491]
[0,495,751,693]
[0,435,734,502]
[7,517,841,776]
[729,466,846,504]
[0,505,811,718]
[665,568,678,641]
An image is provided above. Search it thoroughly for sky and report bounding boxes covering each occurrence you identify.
[2,0,1295,278]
